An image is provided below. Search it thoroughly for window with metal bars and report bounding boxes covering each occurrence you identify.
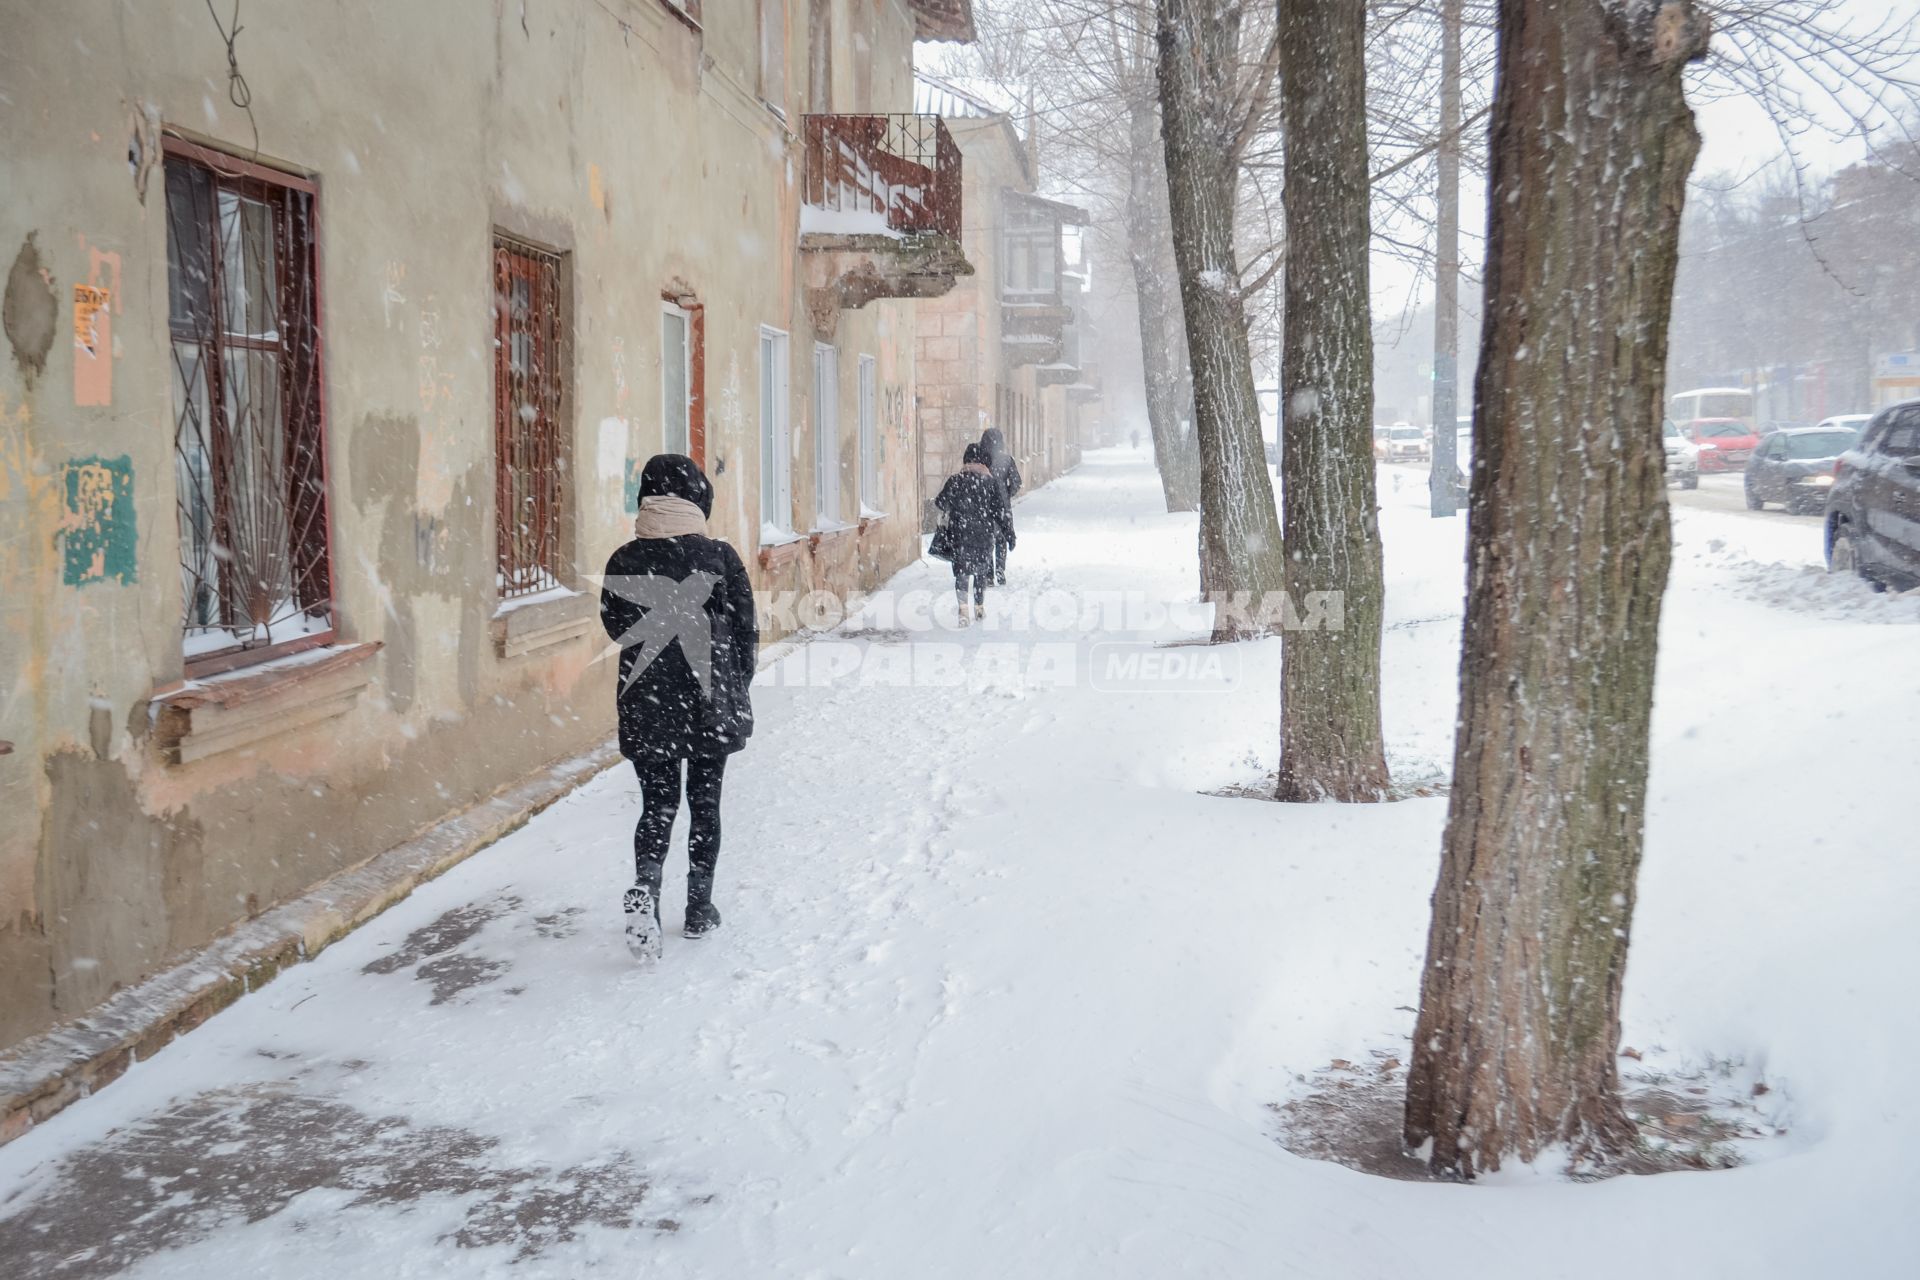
[164,139,333,676]
[493,236,569,600]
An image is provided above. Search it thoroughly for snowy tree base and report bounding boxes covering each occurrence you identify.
[1272,1045,1785,1182]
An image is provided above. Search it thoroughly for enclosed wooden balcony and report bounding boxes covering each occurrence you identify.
[799,113,972,336]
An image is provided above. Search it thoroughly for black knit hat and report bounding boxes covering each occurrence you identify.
[637,453,714,517]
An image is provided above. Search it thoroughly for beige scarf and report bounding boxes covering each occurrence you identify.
[963,462,994,477]
[632,495,708,539]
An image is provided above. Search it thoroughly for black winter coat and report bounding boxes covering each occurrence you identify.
[599,534,758,760]
[980,427,1022,499]
[935,468,1013,574]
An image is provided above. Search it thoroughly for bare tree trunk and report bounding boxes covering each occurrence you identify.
[1126,97,1202,513]
[1154,0,1286,636]
[1429,0,1463,518]
[1274,0,1390,803]
[1404,0,1710,1178]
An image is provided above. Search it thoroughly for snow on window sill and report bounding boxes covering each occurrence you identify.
[492,583,581,619]
[810,517,857,536]
[151,642,382,766]
[760,523,803,548]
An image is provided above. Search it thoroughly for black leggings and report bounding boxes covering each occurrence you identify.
[633,755,727,901]
[953,564,986,606]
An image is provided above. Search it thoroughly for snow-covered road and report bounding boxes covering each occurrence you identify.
[3,451,1916,1279]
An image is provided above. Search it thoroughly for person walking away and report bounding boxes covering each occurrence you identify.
[599,454,758,965]
[935,443,1013,624]
[978,426,1022,585]
[1131,429,1141,451]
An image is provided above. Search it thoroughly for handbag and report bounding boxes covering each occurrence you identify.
[927,514,955,562]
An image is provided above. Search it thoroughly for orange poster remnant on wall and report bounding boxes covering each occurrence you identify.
[73,284,111,407]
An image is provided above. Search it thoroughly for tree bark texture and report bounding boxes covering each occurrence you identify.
[1154,0,1287,636]
[1274,0,1390,803]
[1404,0,1709,1177]
[1126,97,1202,514]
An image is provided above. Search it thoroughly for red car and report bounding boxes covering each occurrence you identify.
[1685,418,1760,472]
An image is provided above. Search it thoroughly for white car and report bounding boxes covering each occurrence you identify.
[1386,424,1428,461]
[1662,418,1699,489]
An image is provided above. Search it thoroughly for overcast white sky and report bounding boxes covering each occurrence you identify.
[1372,0,1920,314]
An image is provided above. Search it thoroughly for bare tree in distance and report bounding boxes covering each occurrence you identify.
[927,1,1208,513]
[1153,0,1287,634]
[1403,0,1712,1179]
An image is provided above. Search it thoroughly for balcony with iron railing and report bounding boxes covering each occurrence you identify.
[799,113,972,333]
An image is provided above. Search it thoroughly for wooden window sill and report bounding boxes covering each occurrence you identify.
[152,642,381,765]
[492,588,595,658]
[758,536,807,570]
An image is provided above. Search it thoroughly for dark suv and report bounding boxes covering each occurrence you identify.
[1825,399,1920,591]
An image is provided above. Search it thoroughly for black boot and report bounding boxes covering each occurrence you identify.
[685,870,722,939]
[624,868,663,965]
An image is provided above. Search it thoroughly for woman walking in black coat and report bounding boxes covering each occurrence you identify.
[936,443,1014,623]
[978,426,1022,584]
[599,454,757,964]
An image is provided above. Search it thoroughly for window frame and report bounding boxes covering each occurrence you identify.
[857,353,880,514]
[760,326,793,535]
[813,342,841,527]
[1001,194,1062,301]
[661,298,693,457]
[163,135,337,679]
[492,232,572,602]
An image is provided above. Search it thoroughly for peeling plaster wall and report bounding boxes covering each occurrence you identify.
[0,0,930,1050]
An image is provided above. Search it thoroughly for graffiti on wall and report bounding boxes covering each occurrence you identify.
[382,260,408,332]
[882,384,909,445]
[59,454,135,586]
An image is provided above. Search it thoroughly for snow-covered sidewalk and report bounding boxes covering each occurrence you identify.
[2,451,1916,1279]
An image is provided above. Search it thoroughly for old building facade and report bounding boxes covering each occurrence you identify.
[910,72,1100,525]
[0,0,973,1054]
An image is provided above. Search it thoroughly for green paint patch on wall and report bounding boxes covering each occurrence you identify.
[623,457,644,514]
[61,454,136,586]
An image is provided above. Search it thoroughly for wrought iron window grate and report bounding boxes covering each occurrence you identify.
[164,142,333,675]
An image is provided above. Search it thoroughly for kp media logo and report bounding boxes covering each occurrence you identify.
[1087,641,1240,692]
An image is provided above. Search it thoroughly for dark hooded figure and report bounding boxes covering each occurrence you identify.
[599,453,757,963]
[978,426,1022,583]
[936,443,1013,621]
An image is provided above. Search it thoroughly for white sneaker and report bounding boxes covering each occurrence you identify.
[623,885,662,966]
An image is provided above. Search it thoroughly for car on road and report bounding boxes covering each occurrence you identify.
[1825,399,1920,591]
[1372,425,1391,459]
[1685,418,1761,472]
[1662,418,1699,489]
[1386,423,1428,461]
[1744,424,1861,513]
[1814,412,1872,437]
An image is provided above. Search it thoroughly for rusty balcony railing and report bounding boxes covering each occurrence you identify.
[802,113,963,241]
